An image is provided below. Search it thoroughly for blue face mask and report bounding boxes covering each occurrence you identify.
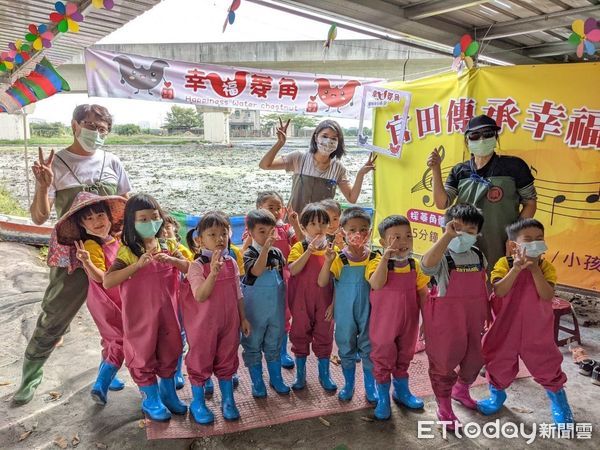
[520,240,548,258]
[135,219,163,239]
[448,232,478,253]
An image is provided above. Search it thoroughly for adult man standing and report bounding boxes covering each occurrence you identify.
[13,104,132,404]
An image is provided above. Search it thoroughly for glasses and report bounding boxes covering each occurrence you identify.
[467,129,496,141]
[80,120,109,136]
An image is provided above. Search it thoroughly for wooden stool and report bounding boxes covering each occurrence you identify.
[552,298,582,346]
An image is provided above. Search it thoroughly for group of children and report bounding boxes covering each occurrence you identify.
[54,188,574,429]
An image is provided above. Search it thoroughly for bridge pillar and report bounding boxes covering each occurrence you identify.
[195,106,231,144]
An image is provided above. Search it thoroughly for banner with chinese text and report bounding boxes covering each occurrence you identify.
[85,49,381,119]
[372,63,600,292]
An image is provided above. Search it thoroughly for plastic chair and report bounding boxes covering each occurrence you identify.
[552,298,581,347]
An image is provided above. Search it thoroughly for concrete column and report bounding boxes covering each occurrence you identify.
[0,113,28,140]
[202,112,230,144]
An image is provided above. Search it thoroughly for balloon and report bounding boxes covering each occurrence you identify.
[231,0,241,11]
[55,1,66,15]
[453,43,461,58]
[460,34,472,52]
[572,19,584,37]
[568,32,581,45]
[465,40,479,57]
[587,29,600,42]
[584,17,597,34]
[228,10,235,25]
[583,40,596,56]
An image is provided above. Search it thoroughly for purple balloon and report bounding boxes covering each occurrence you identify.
[71,11,84,22]
[105,0,114,9]
[584,18,597,34]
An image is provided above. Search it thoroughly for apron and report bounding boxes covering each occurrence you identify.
[181,257,240,385]
[273,224,293,333]
[289,153,337,214]
[369,260,419,384]
[456,156,519,271]
[86,239,124,368]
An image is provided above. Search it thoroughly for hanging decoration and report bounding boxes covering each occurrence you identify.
[92,0,114,9]
[25,24,54,51]
[222,0,241,32]
[568,18,600,58]
[0,53,15,72]
[452,34,479,72]
[7,40,32,65]
[322,23,337,60]
[50,1,84,33]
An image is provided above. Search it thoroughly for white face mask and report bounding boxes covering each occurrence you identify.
[519,240,548,258]
[84,225,110,239]
[76,126,105,154]
[468,137,496,157]
[306,234,327,250]
[316,137,338,155]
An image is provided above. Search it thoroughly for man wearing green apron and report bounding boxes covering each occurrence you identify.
[428,115,537,270]
[13,104,132,404]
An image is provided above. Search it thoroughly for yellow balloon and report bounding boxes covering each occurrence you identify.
[33,38,43,51]
[68,19,80,33]
[572,19,584,36]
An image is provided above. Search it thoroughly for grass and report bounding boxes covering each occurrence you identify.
[0,134,210,147]
[0,184,27,216]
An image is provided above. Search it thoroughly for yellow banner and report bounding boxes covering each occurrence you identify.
[373,63,600,292]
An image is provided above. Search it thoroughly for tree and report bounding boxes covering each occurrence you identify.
[113,124,141,135]
[30,121,69,138]
[163,105,203,133]
[260,113,318,132]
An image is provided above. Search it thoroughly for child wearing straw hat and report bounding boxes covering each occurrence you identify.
[54,191,127,406]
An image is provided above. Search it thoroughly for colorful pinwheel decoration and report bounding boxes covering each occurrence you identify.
[0,53,15,72]
[322,23,337,60]
[25,24,54,51]
[452,34,479,71]
[568,18,600,58]
[92,0,114,9]
[7,40,32,65]
[223,0,241,32]
[50,2,84,33]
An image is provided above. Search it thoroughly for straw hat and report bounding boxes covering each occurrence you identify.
[55,191,126,245]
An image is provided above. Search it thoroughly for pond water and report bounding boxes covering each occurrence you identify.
[0,139,374,217]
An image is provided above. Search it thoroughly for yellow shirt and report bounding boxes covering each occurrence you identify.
[166,238,194,261]
[491,256,557,285]
[365,254,430,290]
[83,238,117,272]
[230,244,245,276]
[330,253,370,279]
[288,241,339,263]
[116,239,188,267]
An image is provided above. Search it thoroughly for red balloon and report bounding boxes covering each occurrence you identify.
[231,0,241,12]
[460,34,472,52]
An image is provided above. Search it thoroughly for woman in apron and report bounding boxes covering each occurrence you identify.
[13,104,132,405]
[427,115,537,270]
[259,118,375,214]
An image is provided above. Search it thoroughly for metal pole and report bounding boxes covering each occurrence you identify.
[22,111,31,207]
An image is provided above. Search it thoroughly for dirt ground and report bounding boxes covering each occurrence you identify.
[1,241,599,450]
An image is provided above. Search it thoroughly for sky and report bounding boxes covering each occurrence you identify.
[29,0,370,127]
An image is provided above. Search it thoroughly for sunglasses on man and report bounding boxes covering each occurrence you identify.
[466,129,497,141]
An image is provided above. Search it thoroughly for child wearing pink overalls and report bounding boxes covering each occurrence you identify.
[104,194,190,422]
[367,215,430,420]
[54,192,127,406]
[181,211,250,424]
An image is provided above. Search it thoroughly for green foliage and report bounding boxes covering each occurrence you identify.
[30,122,69,138]
[164,106,203,132]
[112,124,142,136]
[260,113,318,132]
[0,184,26,216]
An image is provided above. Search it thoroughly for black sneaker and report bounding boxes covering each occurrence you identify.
[579,359,596,376]
[592,366,600,386]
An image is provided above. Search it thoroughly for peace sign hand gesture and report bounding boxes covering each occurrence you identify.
[358,152,377,176]
[74,240,90,264]
[32,147,55,188]
[512,245,533,272]
[276,117,291,146]
[210,250,224,276]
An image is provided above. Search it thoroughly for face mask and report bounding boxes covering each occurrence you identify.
[468,136,496,157]
[316,137,338,155]
[252,239,263,252]
[448,232,478,253]
[346,231,370,247]
[84,226,110,239]
[520,240,548,258]
[135,219,163,239]
[390,254,410,263]
[306,234,327,250]
[76,125,105,154]
[201,248,229,258]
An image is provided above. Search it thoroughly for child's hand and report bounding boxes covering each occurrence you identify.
[240,318,251,337]
[154,253,174,265]
[74,240,91,264]
[287,206,299,224]
[210,250,224,275]
[324,242,336,263]
[512,246,533,272]
[324,304,334,322]
[308,234,325,252]
[427,147,442,168]
[334,230,345,248]
[276,117,290,146]
[382,237,398,260]
[418,323,425,341]
[136,252,153,270]
[264,229,276,250]
[444,220,460,238]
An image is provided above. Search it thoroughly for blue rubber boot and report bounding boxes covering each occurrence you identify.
[139,384,171,421]
[392,376,424,409]
[91,361,118,405]
[232,373,240,389]
[218,379,240,421]
[338,366,355,401]
[267,360,290,394]
[248,363,267,398]
[292,357,307,390]
[280,334,295,369]
[159,377,187,415]
[477,384,507,416]
[375,382,391,420]
[174,353,185,390]
[318,358,337,392]
[546,389,574,425]
[204,377,214,397]
[190,385,214,425]
[363,368,378,404]
[108,374,125,391]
